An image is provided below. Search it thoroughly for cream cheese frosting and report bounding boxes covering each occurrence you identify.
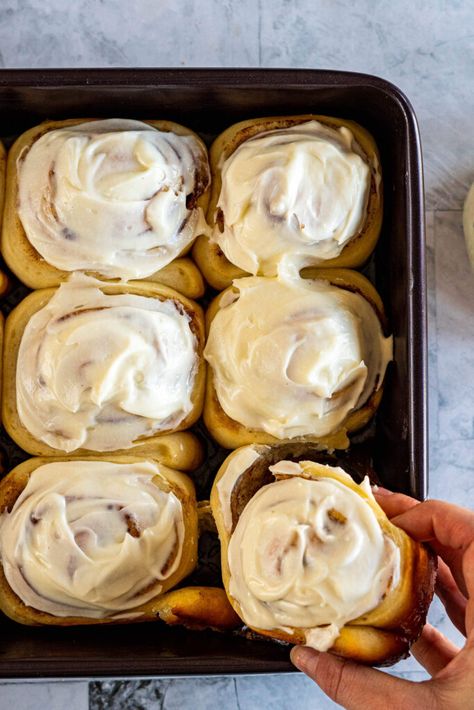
[17,275,198,452]
[17,118,210,279]
[0,460,185,618]
[204,276,392,439]
[213,120,373,275]
[225,460,400,651]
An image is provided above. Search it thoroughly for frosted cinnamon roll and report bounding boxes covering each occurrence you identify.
[211,446,436,664]
[193,115,382,290]
[204,270,392,449]
[2,119,209,294]
[3,275,205,457]
[0,457,199,624]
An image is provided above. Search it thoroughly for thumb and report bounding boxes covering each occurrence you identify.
[290,646,435,710]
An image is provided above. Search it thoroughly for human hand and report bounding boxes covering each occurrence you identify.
[290,492,474,709]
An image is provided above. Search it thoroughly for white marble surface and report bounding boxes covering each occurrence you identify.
[0,0,473,708]
[0,681,88,710]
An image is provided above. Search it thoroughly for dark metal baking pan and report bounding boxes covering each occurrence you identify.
[0,68,426,678]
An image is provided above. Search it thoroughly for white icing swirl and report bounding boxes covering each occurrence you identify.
[17,275,198,452]
[204,276,392,439]
[0,460,186,618]
[226,461,400,650]
[17,119,210,279]
[214,120,372,275]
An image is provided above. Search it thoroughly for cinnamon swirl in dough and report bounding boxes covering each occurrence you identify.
[2,275,205,467]
[2,119,210,297]
[193,115,382,289]
[0,456,199,625]
[211,445,436,665]
[204,269,392,449]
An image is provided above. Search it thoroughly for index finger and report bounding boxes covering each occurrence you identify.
[391,499,474,600]
[389,499,474,551]
[374,489,419,518]
[375,492,474,617]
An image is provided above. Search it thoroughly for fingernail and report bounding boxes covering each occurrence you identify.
[374,486,394,496]
[290,645,318,672]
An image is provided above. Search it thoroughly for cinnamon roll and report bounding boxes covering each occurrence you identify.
[211,445,436,665]
[2,275,205,467]
[204,270,392,449]
[193,115,382,290]
[2,119,210,297]
[0,456,199,625]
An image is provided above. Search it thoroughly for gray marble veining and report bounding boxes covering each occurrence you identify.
[88,676,341,710]
[89,678,240,710]
[0,0,472,708]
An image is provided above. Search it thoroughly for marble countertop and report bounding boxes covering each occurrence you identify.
[0,0,473,708]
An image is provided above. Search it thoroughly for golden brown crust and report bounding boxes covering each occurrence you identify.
[2,280,206,468]
[1,119,209,298]
[193,114,382,290]
[329,626,411,666]
[211,448,436,666]
[204,269,387,450]
[153,586,241,631]
[0,455,199,626]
